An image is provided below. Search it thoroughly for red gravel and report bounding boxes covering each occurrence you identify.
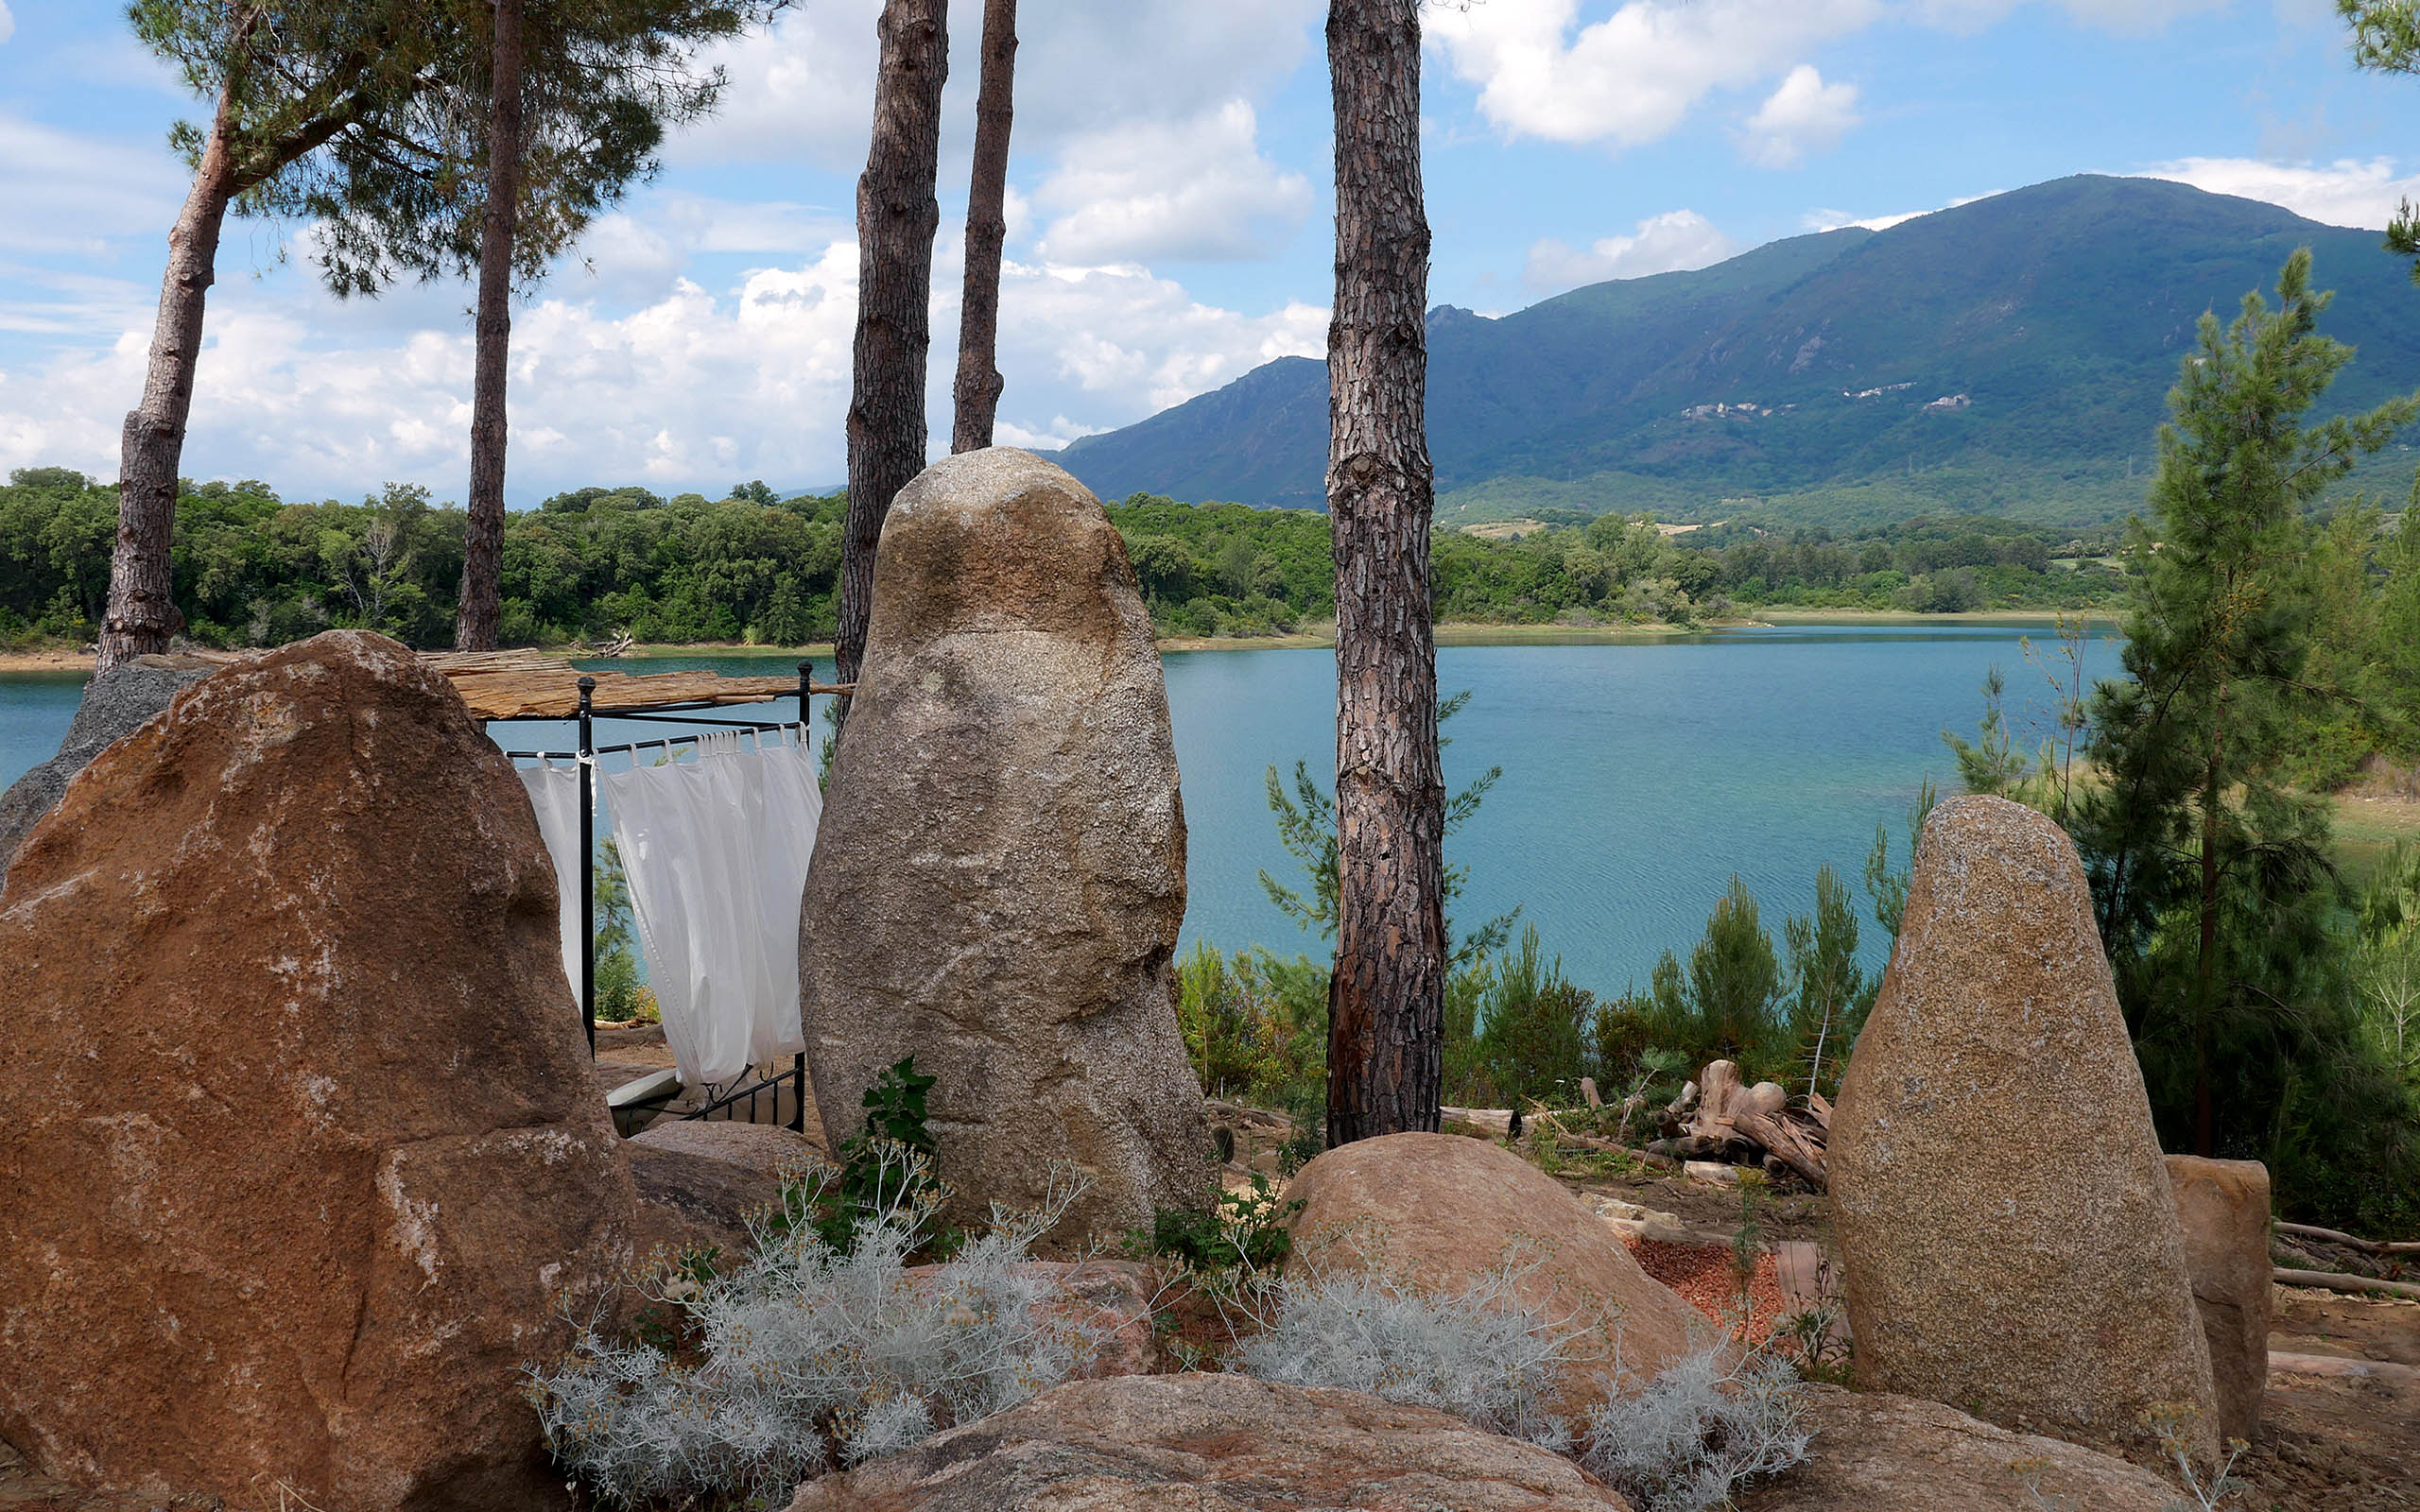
[1621,1238,1787,1345]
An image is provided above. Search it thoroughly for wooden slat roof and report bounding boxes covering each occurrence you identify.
[154,647,838,722]
[425,651,821,720]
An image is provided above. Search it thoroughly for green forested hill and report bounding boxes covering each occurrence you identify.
[1057,176,2420,526]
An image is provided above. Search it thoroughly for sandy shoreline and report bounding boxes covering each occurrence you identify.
[0,608,2121,676]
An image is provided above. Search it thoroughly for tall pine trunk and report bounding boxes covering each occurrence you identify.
[838,0,947,688]
[456,0,527,652]
[950,0,1015,454]
[102,80,242,669]
[1323,0,1445,1146]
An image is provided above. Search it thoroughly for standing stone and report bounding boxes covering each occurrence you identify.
[2165,1155,2273,1443]
[0,631,633,1511]
[1830,796,2217,1460]
[0,655,213,884]
[800,449,1210,1239]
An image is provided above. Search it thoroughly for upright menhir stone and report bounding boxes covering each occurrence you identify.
[0,631,633,1511]
[1830,795,2218,1461]
[801,448,1212,1239]
[2165,1155,2273,1444]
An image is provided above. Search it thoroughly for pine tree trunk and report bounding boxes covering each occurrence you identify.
[456,0,526,653]
[102,83,241,669]
[1323,0,1445,1147]
[838,0,948,688]
[950,0,1015,455]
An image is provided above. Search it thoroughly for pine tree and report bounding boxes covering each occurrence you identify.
[2078,249,2415,1158]
[1323,0,1443,1146]
[103,2,458,667]
[838,0,948,692]
[950,0,1016,455]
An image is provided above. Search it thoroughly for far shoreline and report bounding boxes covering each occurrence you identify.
[0,607,2123,676]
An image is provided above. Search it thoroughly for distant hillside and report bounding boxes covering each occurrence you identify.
[1057,176,2420,527]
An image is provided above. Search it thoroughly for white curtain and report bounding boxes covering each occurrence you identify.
[517,759,586,1012]
[600,732,821,1087]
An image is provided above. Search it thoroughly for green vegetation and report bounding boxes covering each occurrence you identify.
[763,1057,954,1259]
[2059,252,2419,1232]
[0,464,2126,654]
[0,470,845,651]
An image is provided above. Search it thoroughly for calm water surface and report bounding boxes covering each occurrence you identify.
[0,627,2116,992]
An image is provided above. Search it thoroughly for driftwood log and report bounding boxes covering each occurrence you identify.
[2276,1221,2420,1257]
[1651,1059,1832,1190]
[2273,1267,2420,1301]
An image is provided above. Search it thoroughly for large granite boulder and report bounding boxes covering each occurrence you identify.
[1285,1132,1705,1415]
[2165,1155,2273,1443]
[1741,1387,2180,1512]
[1830,796,2217,1460]
[0,631,633,1511]
[0,655,213,884]
[781,1373,1636,1511]
[800,448,1210,1239]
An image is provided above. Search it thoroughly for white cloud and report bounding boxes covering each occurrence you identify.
[1034,102,1313,264]
[1524,211,1737,293]
[1426,0,1883,148]
[0,5,16,45]
[1740,65,1859,168]
[0,237,1327,499]
[2135,157,2420,230]
[997,259,1326,414]
[672,0,1322,172]
[1429,0,2233,152]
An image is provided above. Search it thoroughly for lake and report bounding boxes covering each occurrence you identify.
[0,625,2118,992]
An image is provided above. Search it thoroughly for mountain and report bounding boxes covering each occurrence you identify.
[1056,177,2420,526]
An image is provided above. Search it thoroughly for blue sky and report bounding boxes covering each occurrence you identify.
[2,0,2416,504]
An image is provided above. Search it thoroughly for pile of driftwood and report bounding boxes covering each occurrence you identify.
[1644,1059,1832,1191]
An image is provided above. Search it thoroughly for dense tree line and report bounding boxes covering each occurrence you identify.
[15,464,2410,658]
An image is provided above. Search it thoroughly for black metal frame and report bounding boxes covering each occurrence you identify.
[487,661,817,1134]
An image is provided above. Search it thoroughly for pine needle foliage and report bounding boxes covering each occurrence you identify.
[2073,250,2420,1220]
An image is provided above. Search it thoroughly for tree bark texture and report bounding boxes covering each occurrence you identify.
[1323,0,1445,1147]
[950,0,1016,455]
[102,83,241,669]
[456,0,527,651]
[839,0,948,689]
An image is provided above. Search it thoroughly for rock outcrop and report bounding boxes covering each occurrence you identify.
[800,448,1210,1239]
[0,655,213,884]
[1742,1386,2181,1512]
[0,631,632,1511]
[1829,795,2217,1460]
[780,1373,1636,1511]
[1286,1132,1704,1414]
[2165,1155,2273,1442]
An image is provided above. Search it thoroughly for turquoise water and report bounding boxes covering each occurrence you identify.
[0,627,2116,991]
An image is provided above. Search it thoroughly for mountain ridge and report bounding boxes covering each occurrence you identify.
[1056,176,2420,526]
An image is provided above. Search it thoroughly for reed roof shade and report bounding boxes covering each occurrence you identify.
[152,647,839,721]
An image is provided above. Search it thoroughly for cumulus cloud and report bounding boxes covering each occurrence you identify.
[2135,157,2420,230]
[672,0,1321,172]
[0,237,1327,498]
[1426,0,1884,148]
[1524,211,1737,293]
[0,5,15,45]
[1430,0,2233,151]
[1740,65,1859,168]
[1034,102,1313,264]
